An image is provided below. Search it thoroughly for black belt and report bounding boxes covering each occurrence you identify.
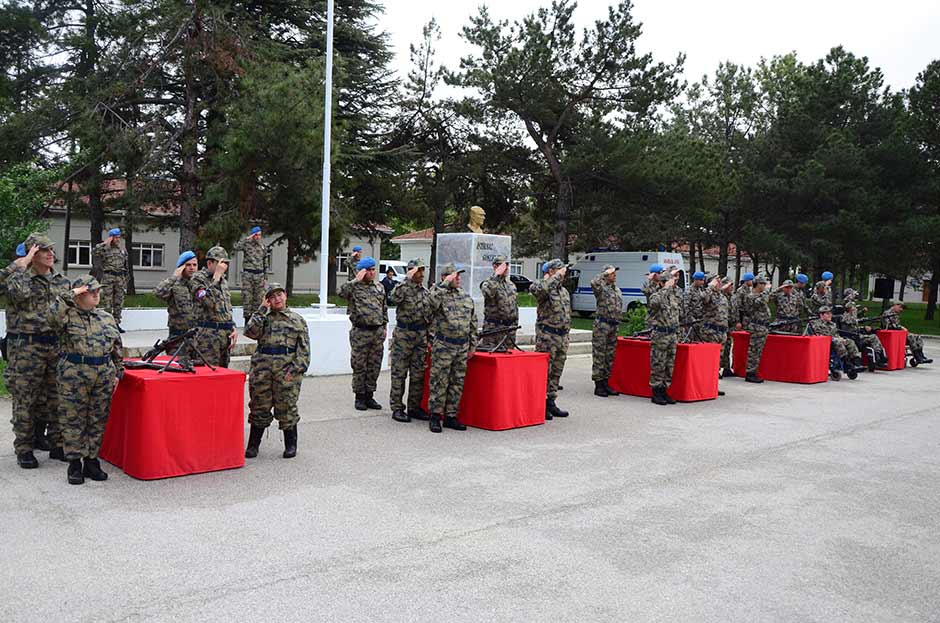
[199,321,235,330]
[352,323,384,330]
[6,332,58,345]
[777,315,798,321]
[597,316,621,326]
[435,335,468,346]
[653,326,677,334]
[538,324,569,336]
[258,346,296,355]
[487,319,518,327]
[750,320,769,327]
[168,327,189,338]
[396,321,427,331]
[62,353,109,365]
[703,323,727,332]
[104,270,126,276]
[243,268,264,274]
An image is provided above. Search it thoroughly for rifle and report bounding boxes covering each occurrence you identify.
[476,325,522,353]
[124,327,216,373]
[855,313,888,325]
[631,319,701,340]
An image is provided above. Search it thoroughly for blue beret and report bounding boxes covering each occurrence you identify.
[352,245,363,252]
[692,271,705,280]
[648,263,663,273]
[108,228,121,236]
[796,273,809,284]
[356,256,376,271]
[15,243,27,257]
[176,250,196,267]
[249,226,262,235]
[542,261,550,274]
[821,271,833,280]
[742,272,755,282]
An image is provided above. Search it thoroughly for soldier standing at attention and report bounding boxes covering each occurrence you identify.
[809,306,863,371]
[388,259,431,423]
[732,272,755,331]
[682,271,706,341]
[743,275,772,383]
[244,283,310,459]
[530,259,572,420]
[426,263,477,433]
[771,279,802,334]
[347,245,363,281]
[92,228,128,332]
[590,265,622,398]
[4,234,72,468]
[48,275,123,485]
[883,302,932,364]
[190,246,237,368]
[338,256,387,411]
[648,268,681,406]
[233,226,267,326]
[700,275,734,396]
[480,255,519,351]
[154,251,198,339]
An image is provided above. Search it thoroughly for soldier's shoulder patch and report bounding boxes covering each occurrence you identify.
[195,288,207,300]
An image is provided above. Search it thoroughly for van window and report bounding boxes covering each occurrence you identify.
[676,270,686,290]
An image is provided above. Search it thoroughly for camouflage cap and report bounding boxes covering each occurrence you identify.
[720,276,734,286]
[818,305,833,313]
[406,258,426,269]
[24,232,55,249]
[264,282,286,298]
[492,254,509,265]
[544,258,565,272]
[753,275,768,285]
[780,279,794,287]
[72,274,101,292]
[891,300,905,308]
[814,280,827,289]
[206,246,230,262]
[603,264,618,272]
[845,300,858,309]
[843,288,858,299]
[440,263,465,277]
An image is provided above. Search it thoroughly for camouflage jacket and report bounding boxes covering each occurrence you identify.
[745,290,772,328]
[808,317,838,337]
[4,265,72,333]
[772,290,802,319]
[245,307,310,374]
[389,279,431,327]
[338,279,387,327]
[682,284,705,325]
[647,285,681,328]
[882,310,904,331]
[731,284,751,326]
[806,289,831,315]
[154,275,195,332]
[233,237,267,272]
[701,287,731,328]
[641,279,659,305]
[189,268,234,323]
[93,241,127,274]
[792,287,807,315]
[591,274,623,320]
[530,272,571,330]
[428,281,477,346]
[481,274,519,325]
[48,294,123,371]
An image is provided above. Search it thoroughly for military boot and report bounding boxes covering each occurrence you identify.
[392,409,411,423]
[429,414,443,433]
[604,380,619,396]
[354,393,368,411]
[547,399,568,418]
[651,386,669,406]
[663,388,676,404]
[282,427,297,459]
[916,349,933,364]
[594,380,609,397]
[16,451,39,469]
[364,393,383,410]
[49,446,67,461]
[67,459,84,485]
[544,400,554,421]
[407,407,430,421]
[244,424,265,458]
[443,415,466,431]
[745,373,764,384]
[34,425,52,452]
[83,457,108,481]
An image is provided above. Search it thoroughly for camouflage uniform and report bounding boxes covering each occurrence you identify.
[806,283,831,317]
[772,289,803,333]
[681,282,705,341]
[792,286,808,320]
[840,304,885,361]
[700,285,731,346]
[744,288,772,375]
[883,309,924,351]
[92,240,128,324]
[233,237,267,323]
[641,279,659,329]
[731,283,751,329]
[480,270,519,351]
[427,277,477,419]
[808,317,860,360]
[154,274,195,338]
[189,249,235,368]
[388,277,430,414]
[245,303,310,430]
[4,260,71,455]
[590,271,622,382]
[338,277,387,395]
[530,268,571,400]
[647,282,681,389]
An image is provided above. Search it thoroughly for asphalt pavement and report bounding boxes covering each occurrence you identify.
[1,351,938,622]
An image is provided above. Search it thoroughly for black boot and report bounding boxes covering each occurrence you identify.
[34,425,51,452]
[429,414,443,433]
[117,325,126,334]
[282,427,297,459]
[392,409,411,423]
[663,388,676,404]
[547,398,568,418]
[16,451,39,469]
[245,424,265,458]
[49,446,67,461]
[594,380,609,397]
[354,393,368,411]
[443,415,467,430]
[407,407,430,421]
[364,393,382,410]
[720,368,733,379]
[544,399,554,421]
[852,357,865,373]
[651,386,668,405]
[83,457,108,481]
[745,373,764,384]
[604,380,619,396]
[67,459,84,485]
[916,349,933,364]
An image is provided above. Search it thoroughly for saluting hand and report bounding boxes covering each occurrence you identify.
[173,265,185,278]
[72,285,90,296]
[212,261,227,281]
[406,267,418,280]
[444,272,459,284]
[354,269,367,282]
[228,329,237,351]
[495,263,508,277]
[14,244,39,269]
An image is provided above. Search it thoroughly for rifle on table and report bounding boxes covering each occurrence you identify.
[124,327,216,373]
[769,319,802,335]
[631,319,701,341]
[475,325,522,353]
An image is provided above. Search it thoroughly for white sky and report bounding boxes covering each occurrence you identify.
[381,0,940,92]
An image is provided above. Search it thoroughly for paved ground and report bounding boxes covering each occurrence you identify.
[1,352,939,622]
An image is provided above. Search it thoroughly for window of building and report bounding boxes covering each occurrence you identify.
[131,242,164,268]
[336,253,349,274]
[510,262,523,276]
[67,241,92,267]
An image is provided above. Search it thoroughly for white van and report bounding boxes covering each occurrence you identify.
[378,260,408,283]
[570,251,686,316]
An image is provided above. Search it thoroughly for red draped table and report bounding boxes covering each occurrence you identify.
[100,364,247,480]
[421,350,549,430]
[876,329,908,370]
[731,332,830,384]
[608,338,721,402]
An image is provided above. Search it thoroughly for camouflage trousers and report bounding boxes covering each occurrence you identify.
[856,333,886,359]
[194,327,232,368]
[248,354,302,430]
[746,329,768,374]
[831,335,860,360]
[721,333,733,370]
[479,321,518,351]
[241,272,265,323]
[350,326,385,394]
[649,332,677,388]
[6,340,62,453]
[57,360,117,460]
[591,319,618,382]
[100,275,125,324]
[389,327,428,412]
[428,341,469,417]
[699,325,728,347]
[535,328,569,399]
[906,333,924,351]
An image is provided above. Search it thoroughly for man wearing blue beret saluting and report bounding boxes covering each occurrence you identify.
[640,263,664,330]
[348,245,364,281]
[339,256,387,411]
[93,228,128,332]
[233,226,268,326]
[154,251,199,358]
[681,271,706,342]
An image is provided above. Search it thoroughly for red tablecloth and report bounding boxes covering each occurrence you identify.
[420,350,549,430]
[876,329,908,370]
[732,332,830,384]
[100,364,246,479]
[608,338,721,402]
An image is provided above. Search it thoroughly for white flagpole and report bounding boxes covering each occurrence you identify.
[318,0,335,318]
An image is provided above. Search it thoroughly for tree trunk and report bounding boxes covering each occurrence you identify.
[697,241,705,274]
[552,178,572,261]
[688,241,697,274]
[89,182,104,246]
[124,224,136,296]
[327,251,337,297]
[718,240,729,276]
[428,195,445,284]
[898,272,907,301]
[925,257,940,321]
[779,256,790,286]
[286,236,296,296]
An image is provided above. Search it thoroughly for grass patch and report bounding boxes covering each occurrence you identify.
[0,359,7,397]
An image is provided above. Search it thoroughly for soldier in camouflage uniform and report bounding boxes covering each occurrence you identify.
[426,263,477,433]
[244,283,311,459]
[590,265,622,397]
[731,272,754,331]
[806,280,832,317]
[641,264,663,330]
[681,271,706,342]
[743,275,772,383]
[347,245,363,281]
[700,276,734,395]
[884,302,932,364]
[190,246,237,368]
[388,259,431,423]
[338,255,387,411]
[48,275,123,485]
[4,234,72,468]
[841,300,887,367]
[793,273,809,319]
[530,259,572,419]
[771,279,802,334]
[480,255,519,351]
[92,228,128,332]
[809,306,863,372]
[154,251,198,339]
[648,268,681,405]
[233,226,267,326]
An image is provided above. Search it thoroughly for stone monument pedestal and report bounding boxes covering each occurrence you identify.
[435,233,512,323]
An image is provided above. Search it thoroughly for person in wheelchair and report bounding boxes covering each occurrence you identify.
[808,306,865,376]
[882,302,932,365]
[840,300,888,370]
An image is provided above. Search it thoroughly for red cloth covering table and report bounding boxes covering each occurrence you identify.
[100,364,246,479]
[731,332,830,384]
[608,338,721,402]
[876,329,908,370]
[420,350,549,430]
